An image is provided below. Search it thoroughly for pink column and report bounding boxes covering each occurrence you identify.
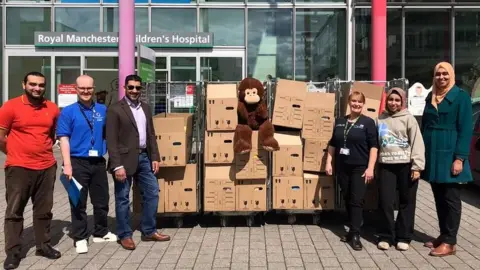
[372,0,387,114]
[118,0,135,100]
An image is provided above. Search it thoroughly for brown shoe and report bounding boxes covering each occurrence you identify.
[429,243,456,257]
[142,232,171,242]
[424,237,442,249]
[119,238,136,250]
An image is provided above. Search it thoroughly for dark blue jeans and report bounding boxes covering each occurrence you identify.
[114,153,159,240]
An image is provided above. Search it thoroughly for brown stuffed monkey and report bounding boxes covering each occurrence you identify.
[233,77,280,154]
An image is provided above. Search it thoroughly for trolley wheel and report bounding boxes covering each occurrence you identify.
[313,214,321,225]
[220,216,228,227]
[246,216,255,227]
[174,217,184,228]
[287,214,296,225]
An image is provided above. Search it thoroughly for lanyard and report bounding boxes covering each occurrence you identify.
[343,117,359,147]
[78,103,95,148]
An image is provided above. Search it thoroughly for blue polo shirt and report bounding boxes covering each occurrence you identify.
[57,102,107,158]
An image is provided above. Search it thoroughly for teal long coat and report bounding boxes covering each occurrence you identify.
[421,85,473,183]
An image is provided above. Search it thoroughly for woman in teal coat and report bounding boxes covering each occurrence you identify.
[421,62,472,257]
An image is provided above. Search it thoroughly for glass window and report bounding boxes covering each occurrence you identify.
[55,0,99,3]
[354,9,402,81]
[9,56,51,100]
[151,8,196,33]
[198,0,243,2]
[296,0,344,2]
[296,9,346,82]
[55,8,100,32]
[151,0,196,4]
[103,0,148,3]
[248,0,291,2]
[200,9,244,46]
[248,9,293,80]
[405,10,451,89]
[156,57,167,70]
[455,11,480,97]
[104,8,148,33]
[6,7,51,45]
[85,57,119,69]
[55,57,81,103]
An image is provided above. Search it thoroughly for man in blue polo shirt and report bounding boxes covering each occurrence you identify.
[57,75,117,254]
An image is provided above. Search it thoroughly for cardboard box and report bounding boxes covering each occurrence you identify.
[303,139,329,173]
[204,165,236,211]
[303,173,335,210]
[236,179,267,211]
[204,131,234,164]
[206,84,238,131]
[272,79,307,129]
[133,178,165,214]
[302,92,335,140]
[272,177,304,210]
[159,164,197,213]
[235,131,268,180]
[345,81,384,119]
[273,132,303,177]
[153,113,193,167]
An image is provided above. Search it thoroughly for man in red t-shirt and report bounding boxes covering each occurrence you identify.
[0,72,61,270]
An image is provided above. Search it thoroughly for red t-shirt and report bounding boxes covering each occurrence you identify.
[0,95,60,170]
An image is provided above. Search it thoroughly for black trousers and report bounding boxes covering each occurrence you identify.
[4,164,57,255]
[431,183,462,245]
[69,157,109,241]
[338,164,367,234]
[378,163,418,244]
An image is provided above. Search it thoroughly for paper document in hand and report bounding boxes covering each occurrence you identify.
[60,174,83,207]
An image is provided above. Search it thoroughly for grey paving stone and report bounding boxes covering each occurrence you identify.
[267,262,286,270]
[320,257,340,268]
[155,263,176,270]
[230,262,249,270]
[193,263,213,270]
[267,253,285,262]
[212,258,230,268]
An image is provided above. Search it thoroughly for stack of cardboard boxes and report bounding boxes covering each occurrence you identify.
[134,113,197,214]
[271,79,336,211]
[342,81,385,210]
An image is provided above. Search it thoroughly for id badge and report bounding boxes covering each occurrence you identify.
[88,150,99,157]
[340,148,350,156]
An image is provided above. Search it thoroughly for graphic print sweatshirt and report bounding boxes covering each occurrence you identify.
[376,109,426,171]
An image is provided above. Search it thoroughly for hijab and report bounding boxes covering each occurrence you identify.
[385,87,407,114]
[431,62,456,109]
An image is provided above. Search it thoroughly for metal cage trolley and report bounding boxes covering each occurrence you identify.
[132,80,203,228]
[268,79,339,225]
[202,80,272,227]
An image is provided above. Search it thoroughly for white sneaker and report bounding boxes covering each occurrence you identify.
[377,241,390,250]
[396,242,409,251]
[92,232,118,243]
[75,239,88,254]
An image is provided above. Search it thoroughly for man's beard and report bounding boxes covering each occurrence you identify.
[25,89,44,100]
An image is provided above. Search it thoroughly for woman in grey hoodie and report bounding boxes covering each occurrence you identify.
[376,87,425,251]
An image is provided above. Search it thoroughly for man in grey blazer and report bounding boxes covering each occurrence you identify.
[106,74,170,250]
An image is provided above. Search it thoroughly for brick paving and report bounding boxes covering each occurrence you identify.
[1,150,480,269]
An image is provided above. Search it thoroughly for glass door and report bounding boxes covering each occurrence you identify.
[200,56,243,82]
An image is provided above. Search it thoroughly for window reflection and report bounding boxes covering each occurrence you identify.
[455,11,480,97]
[405,10,450,89]
[55,8,100,32]
[151,8,196,33]
[296,9,346,81]
[6,7,51,45]
[103,8,148,33]
[248,9,293,80]
[200,9,245,46]
[354,9,402,81]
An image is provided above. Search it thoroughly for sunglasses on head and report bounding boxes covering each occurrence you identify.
[28,82,45,88]
[127,85,143,90]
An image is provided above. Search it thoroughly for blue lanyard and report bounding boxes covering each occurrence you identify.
[78,103,95,148]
